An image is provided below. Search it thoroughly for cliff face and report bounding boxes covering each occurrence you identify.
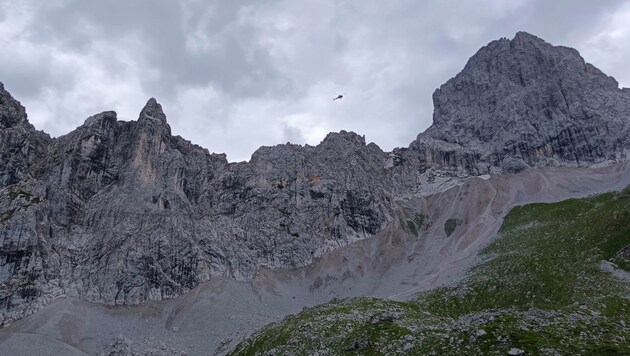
[409,32,630,174]
[0,83,51,187]
[1,32,629,326]
[0,95,396,325]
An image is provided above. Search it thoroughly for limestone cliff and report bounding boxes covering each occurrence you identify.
[408,31,630,174]
[1,32,629,326]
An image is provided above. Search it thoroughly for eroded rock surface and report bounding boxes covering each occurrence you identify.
[0,96,397,325]
[1,32,629,326]
[408,32,630,174]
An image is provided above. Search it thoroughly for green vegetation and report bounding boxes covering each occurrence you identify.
[231,188,630,355]
[232,298,431,355]
[444,218,459,237]
[406,214,426,236]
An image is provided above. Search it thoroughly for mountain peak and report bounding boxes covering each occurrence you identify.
[139,97,167,124]
[321,130,366,147]
[83,110,117,127]
[412,31,630,173]
[512,31,543,43]
[0,81,30,130]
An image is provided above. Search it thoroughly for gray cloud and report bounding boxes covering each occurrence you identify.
[26,1,287,98]
[0,0,628,161]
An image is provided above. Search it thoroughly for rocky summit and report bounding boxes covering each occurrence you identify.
[408,31,630,174]
[0,31,629,332]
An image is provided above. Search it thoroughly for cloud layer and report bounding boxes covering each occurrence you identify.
[1,0,628,161]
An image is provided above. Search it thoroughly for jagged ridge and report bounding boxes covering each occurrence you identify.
[0,32,629,327]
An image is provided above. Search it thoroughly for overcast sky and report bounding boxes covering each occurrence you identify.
[1,1,629,161]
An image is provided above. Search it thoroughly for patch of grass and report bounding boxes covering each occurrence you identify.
[414,214,425,229]
[231,187,630,355]
[231,298,423,355]
[444,218,458,237]
[421,191,630,317]
[406,214,426,236]
[406,220,418,236]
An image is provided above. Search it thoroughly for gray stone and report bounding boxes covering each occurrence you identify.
[344,338,369,351]
[409,31,630,175]
[508,347,525,355]
[1,31,630,327]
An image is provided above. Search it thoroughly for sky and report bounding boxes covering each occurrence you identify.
[1,0,629,162]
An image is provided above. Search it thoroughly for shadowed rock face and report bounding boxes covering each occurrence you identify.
[409,31,630,174]
[1,32,629,326]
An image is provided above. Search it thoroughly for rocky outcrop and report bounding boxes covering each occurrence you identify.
[0,83,51,187]
[0,95,396,325]
[1,32,630,326]
[408,31,630,174]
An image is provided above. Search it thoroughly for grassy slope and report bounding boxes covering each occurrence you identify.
[231,187,630,355]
